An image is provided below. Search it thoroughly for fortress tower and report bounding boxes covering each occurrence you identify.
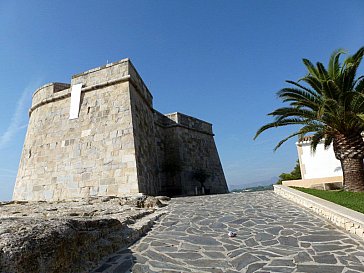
[13,59,228,201]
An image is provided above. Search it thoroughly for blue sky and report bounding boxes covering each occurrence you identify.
[1,0,364,200]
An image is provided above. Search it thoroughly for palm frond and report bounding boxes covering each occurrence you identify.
[269,107,318,121]
[344,46,364,66]
[254,117,315,140]
[255,46,364,151]
[328,48,345,79]
[285,80,321,98]
[299,75,323,94]
[317,62,329,80]
[324,135,333,149]
[355,77,364,93]
[278,88,321,110]
[302,59,319,78]
[273,124,323,151]
[310,131,325,153]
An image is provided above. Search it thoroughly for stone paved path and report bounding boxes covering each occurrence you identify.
[91,191,364,273]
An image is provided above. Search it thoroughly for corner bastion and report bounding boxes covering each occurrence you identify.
[13,59,228,201]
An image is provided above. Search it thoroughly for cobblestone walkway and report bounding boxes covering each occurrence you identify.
[91,191,364,273]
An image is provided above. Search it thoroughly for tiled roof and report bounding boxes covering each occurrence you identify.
[298,135,313,142]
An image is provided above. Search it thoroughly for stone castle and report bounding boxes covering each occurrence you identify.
[13,59,228,201]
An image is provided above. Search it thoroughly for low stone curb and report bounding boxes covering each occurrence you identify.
[274,185,364,240]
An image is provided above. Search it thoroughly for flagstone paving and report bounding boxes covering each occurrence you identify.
[91,191,364,273]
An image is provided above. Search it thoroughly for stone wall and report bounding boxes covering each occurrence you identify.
[14,60,140,201]
[154,112,228,196]
[129,83,160,196]
[13,59,228,201]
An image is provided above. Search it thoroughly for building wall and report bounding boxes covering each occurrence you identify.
[129,83,161,195]
[13,59,228,201]
[14,60,140,201]
[297,141,342,179]
[154,112,228,195]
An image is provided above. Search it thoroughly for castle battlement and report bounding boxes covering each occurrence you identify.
[30,59,153,116]
[163,112,213,135]
[14,59,228,201]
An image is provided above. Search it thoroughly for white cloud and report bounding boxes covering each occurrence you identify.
[0,81,40,149]
[0,168,16,174]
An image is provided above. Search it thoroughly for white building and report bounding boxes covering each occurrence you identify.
[297,136,342,179]
[282,136,343,188]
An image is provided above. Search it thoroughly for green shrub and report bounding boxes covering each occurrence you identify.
[277,160,301,184]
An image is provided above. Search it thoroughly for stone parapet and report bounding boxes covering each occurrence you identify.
[128,61,153,107]
[32,82,70,107]
[30,59,153,116]
[274,185,364,240]
[71,58,129,86]
[164,112,213,135]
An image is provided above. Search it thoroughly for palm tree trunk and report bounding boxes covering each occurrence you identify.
[340,157,364,192]
[333,133,364,192]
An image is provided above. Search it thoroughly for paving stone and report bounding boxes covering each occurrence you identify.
[166,252,203,260]
[144,250,181,264]
[153,246,178,252]
[296,264,344,273]
[261,239,279,246]
[210,222,227,229]
[255,232,275,241]
[242,220,256,227]
[338,255,361,265]
[254,250,282,258]
[231,253,260,270]
[269,259,295,267]
[90,192,364,272]
[280,230,295,236]
[347,265,364,271]
[148,260,188,271]
[299,235,344,242]
[183,235,220,246]
[187,259,230,268]
[202,251,226,259]
[202,245,226,251]
[260,266,294,272]
[224,244,239,251]
[342,239,359,245]
[132,242,149,253]
[313,244,351,252]
[277,236,299,247]
[246,262,267,273]
[131,264,153,273]
[293,252,313,263]
[245,238,259,247]
[132,253,148,264]
[313,254,338,264]
[265,226,283,235]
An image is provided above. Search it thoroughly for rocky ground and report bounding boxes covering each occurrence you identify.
[0,195,169,273]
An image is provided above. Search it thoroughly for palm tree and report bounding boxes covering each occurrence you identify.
[254,47,364,191]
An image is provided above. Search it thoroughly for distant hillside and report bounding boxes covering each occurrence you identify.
[231,184,274,193]
[228,176,277,191]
